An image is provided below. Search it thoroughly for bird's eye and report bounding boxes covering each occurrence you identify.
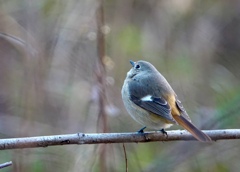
[135,64,140,69]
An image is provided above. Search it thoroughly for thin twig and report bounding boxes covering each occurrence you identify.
[0,161,12,169]
[0,129,240,150]
[96,0,107,172]
[0,32,37,57]
[122,143,128,172]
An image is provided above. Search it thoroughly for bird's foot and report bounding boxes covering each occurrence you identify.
[137,126,146,133]
[160,129,168,138]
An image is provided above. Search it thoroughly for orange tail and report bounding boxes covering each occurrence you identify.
[173,115,211,142]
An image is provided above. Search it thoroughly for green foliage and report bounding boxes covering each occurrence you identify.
[211,162,229,172]
[127,143,155,170]
[169,56,194,76]
[117,25,141,55]
[0,152,11,172]
[216,88,240,127]
[30,160,44,172]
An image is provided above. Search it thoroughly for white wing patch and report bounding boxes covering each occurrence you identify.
[141,95,153,101]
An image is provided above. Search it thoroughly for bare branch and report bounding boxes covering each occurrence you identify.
[122,143,128,172]
[96,1,107,172]
[0,129,239,150]
[0,161,12,169]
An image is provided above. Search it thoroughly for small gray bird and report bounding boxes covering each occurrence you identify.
[121,60,211,142]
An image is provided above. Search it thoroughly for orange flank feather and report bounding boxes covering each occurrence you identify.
[166,94,181,116]
[166,94,211,142]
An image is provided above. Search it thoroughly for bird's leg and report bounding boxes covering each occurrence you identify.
[137,126,146,133]
[160,129,168,137]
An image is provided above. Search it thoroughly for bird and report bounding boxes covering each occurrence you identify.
[121,60,211,142]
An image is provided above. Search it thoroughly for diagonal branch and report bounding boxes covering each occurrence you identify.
[0,161,12,169]
[0,129,239,150]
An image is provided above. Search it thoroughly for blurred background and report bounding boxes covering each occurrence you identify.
[0,0,240,171]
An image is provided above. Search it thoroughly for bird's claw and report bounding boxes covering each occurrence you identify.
[160,129,168,138]
[137,126,146,133]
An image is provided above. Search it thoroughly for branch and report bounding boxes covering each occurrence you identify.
[0,161,12,169]
[0,129,239,150]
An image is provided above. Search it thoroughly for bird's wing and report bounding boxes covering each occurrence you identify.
[175,98,191,122]
[130,94,175,122]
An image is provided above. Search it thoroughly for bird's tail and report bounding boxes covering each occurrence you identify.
[174,115,211,142]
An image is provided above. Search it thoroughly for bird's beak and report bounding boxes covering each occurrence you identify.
[129,60,135,67]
